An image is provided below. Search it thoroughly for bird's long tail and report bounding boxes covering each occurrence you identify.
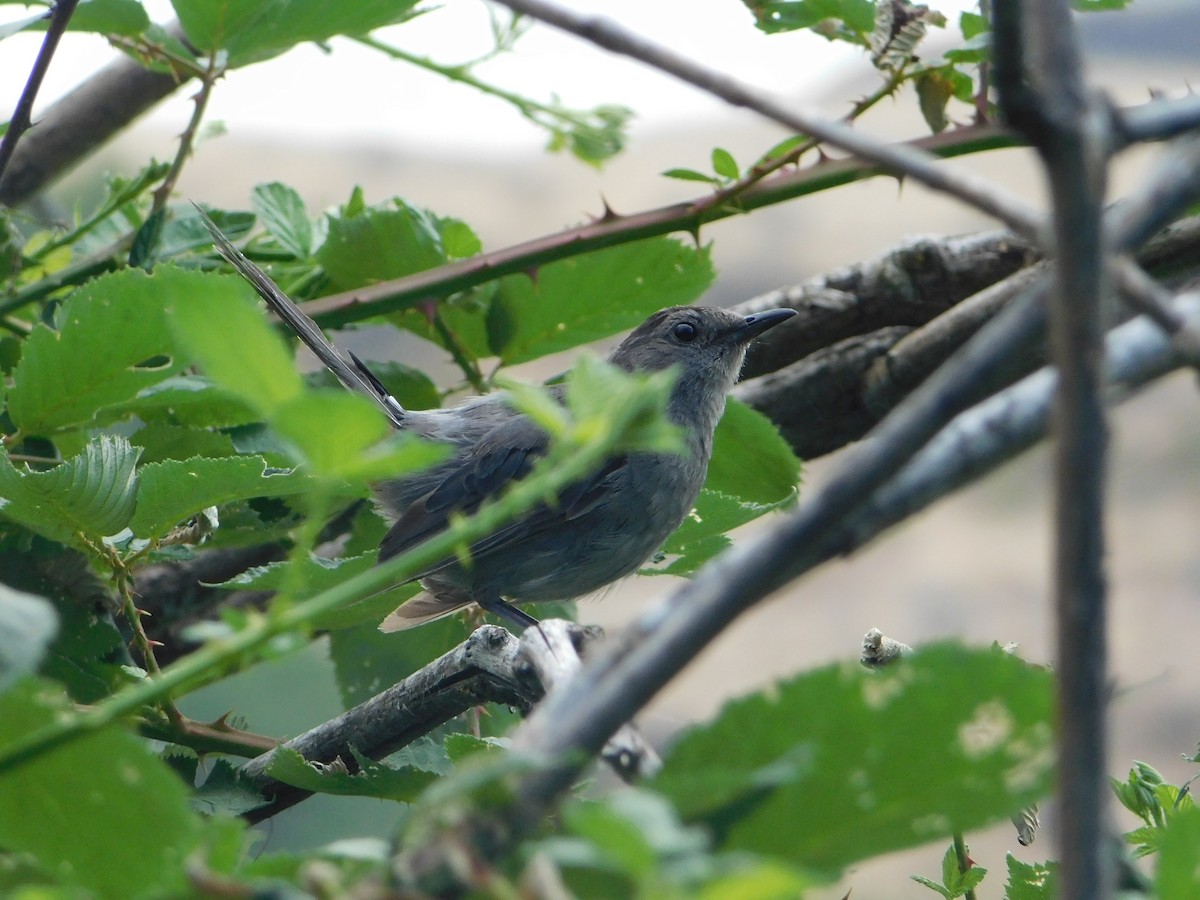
[193,203,407,429]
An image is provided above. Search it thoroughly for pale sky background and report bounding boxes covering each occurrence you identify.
[1,0,982,154]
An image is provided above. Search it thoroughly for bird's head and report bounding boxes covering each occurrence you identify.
[608,305,796,433]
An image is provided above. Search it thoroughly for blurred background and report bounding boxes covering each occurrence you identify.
[4,1,1199,894]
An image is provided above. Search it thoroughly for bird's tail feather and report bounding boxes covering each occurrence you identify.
[193,203,407,429]
[378,591,473,632]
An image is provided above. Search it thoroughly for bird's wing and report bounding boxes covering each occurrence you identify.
[378,414,625,575]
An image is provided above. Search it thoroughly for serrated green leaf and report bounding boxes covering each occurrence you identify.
[911,874,953,899]
[7,267,203,435]
[1004,854,1057,900]
[192,758,270,816]
[652,644,1054,872]
[130,422,238,463]
[111,375,260,428]
[167,273,302,415]
[317,202,449,289]
[0,436,140,548]
[0,586,57,694]
[265,746,438,801]
[0,679,200,897]
[711,147,740,181]
[252,181,313,258]
[130,454,307,540]
[490,238,715,365]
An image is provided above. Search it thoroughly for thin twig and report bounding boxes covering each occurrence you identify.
[150,53,223,215]
[492,0,1042,239]
[0,0,81,185]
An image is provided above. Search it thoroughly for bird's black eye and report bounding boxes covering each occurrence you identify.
[672,321,698,342]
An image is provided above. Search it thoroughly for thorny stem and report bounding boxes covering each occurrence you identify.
[952,832,979,900]
[150,52,223,215]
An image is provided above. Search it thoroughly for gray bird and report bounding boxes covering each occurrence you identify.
[198,209,795,631]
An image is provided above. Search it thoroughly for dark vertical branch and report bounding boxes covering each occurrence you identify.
[0,0,81,186]
[995,2,1113,897]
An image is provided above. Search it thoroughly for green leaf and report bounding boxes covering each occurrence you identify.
[172,0,422,66]
[25,0,151,36]
[0,436,140,548]
[916,70,955,134]
[1072,0,1132,10]
[959,11,988,39]
[711,147,740,181]
[0,586,57,694]
[1157,806,1200,899]
[652,644,1054,873]
[7,267,203,435]
[662,168,721,185]
[745,0,875,42]
[266,746,438,801]
[911,874,953,899]
[0,679,200,897]
[317,202,452,290]
[130,455,308,540]
[312,357,440,411]
[252,181,313,258]
[490,238,715,365]
[167,272,303,415]
[1004,854,1057,900]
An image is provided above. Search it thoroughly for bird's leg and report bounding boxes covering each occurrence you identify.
[477,596,540,631]
[477,596,555,654]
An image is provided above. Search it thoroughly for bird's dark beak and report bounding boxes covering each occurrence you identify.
[730,308,796,344]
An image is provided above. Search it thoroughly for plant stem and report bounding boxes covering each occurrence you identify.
[952,832,978,900]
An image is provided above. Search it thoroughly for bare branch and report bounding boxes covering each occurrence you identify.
[0,0,81,188]
[1115,92,1200,148]
[996,2,1113,894]
[0,44,184,207]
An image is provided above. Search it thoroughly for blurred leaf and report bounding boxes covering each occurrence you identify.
[266,746,438,801]
[217,551,420,631]
[130,455,307,540]
[130,422,238,463]
[0,679,199,897]
[711,147,740,181]
[916,69,955,134]
[0,586,57,694]
[192,758,271,817]
[959,11,988,39]
[744,0,875,42]
[662,168,721,184]
[172,0,421,66]
[25,0,151,36]
[1004,854,1057,900]
[1157,806,1200,899]
[7,268,199,435]
[252,182,313,258]
[0,436,140,549]
[1072,0,1132,9]
[489,238,714,365]
[652,644,1054,872]
[167,273,302,415]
